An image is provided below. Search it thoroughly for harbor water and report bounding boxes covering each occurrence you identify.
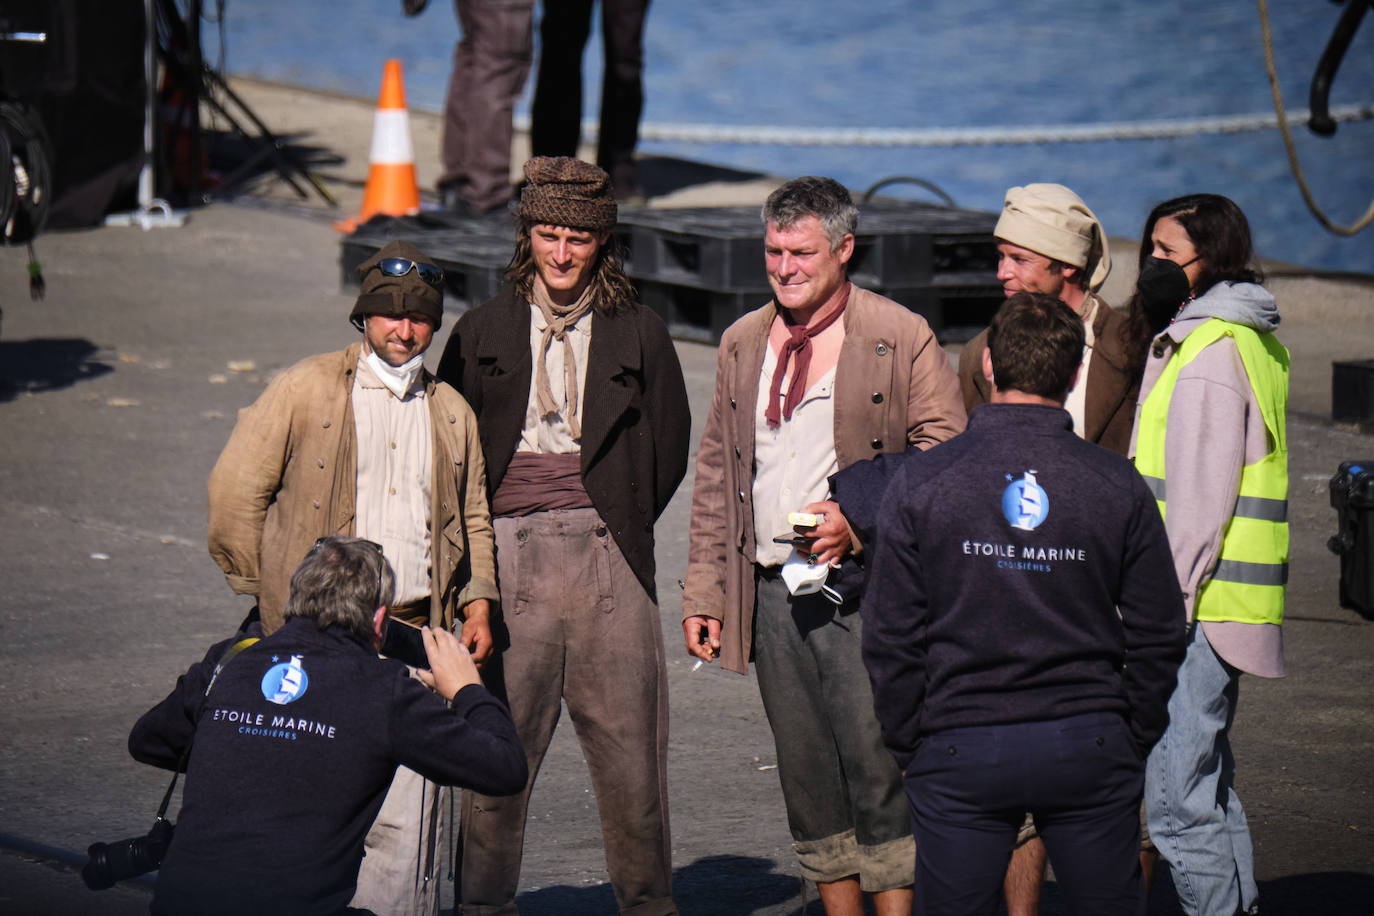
[216,0,1373,273]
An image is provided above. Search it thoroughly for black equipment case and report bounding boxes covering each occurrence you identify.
[1328,460,1374,619]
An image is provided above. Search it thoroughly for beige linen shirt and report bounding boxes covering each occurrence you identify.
[353,356,433,605]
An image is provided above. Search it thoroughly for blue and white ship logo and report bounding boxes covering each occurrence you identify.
[1002,470,1049,531]
[261,655,308,705]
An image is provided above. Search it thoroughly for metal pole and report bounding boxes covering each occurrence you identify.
[140,0,155,206]
[103,0,187,229]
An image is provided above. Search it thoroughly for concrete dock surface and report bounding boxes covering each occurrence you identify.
[0,78,1372,914]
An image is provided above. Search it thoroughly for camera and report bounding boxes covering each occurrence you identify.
[81,817,174,890]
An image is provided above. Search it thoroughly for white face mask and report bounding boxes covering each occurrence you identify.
[364,349,425,399]
[781,549,830,596]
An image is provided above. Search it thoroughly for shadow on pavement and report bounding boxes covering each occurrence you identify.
[1052,867,1374,916]
[508,854,822,915]
[1255,870,1374,915]
[0,338,113,401]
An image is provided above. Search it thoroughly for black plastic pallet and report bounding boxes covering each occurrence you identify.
[339,201,1001,339]
[635,276,1001,345]
[616,200,998,293]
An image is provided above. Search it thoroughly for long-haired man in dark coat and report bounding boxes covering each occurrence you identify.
[436,156,689,916]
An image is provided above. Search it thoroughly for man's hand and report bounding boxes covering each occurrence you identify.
[459,599,494,667]
[799,500,853,566]
[683,615,721,662]
[416,626,481,700]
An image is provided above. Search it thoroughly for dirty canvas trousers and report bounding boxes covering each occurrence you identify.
[352,764,446,916]
[457,508,675,915]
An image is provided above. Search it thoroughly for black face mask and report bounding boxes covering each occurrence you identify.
[1136,256,1199,331]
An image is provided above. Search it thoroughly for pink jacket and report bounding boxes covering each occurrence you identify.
[1130,282,1285,677]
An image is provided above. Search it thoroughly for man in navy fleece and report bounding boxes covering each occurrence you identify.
[129,537,527,916]
[852,293,1186,915]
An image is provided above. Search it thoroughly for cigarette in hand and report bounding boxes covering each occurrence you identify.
[691,645,718,672]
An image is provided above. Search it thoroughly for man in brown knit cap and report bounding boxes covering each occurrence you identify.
[437,156,689,915]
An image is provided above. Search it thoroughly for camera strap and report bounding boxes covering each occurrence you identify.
[154,636,260,821]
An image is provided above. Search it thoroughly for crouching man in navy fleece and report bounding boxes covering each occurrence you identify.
[129,537,527,916]
[852,293,1186,915]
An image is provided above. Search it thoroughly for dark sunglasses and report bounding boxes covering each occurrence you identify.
[375,257,445,289]
[312,536,386,610]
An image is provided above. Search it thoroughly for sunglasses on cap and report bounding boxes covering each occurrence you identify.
[375,257,445,290]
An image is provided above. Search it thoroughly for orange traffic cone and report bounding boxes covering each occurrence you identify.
[334,59,421,233]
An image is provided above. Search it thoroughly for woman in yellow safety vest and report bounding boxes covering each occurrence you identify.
[1127,193,1288,916]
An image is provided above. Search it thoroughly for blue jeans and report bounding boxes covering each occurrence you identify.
[1145,624,1258,915]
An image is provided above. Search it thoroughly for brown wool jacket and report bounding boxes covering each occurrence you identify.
[207,343,499,634]
[683,285,967,673]
[957,293,1140,455]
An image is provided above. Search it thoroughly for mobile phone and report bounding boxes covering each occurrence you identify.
[380,617,430,670]
[772,533,815,547]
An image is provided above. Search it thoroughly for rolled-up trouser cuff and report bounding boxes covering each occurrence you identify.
[795,829,915,892]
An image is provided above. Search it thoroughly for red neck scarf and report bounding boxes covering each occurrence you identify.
[765,283,850,427]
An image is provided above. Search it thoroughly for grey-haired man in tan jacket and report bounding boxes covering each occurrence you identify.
[683,176,965,916]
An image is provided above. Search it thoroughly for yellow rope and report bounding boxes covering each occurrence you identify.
[1257,0,1374,236]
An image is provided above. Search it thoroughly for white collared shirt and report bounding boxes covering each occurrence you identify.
[752,345,840,568]
[352,355,432,604]
[1063,295,1099,439]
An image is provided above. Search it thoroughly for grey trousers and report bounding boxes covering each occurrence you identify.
[439,0,534,211]
[457,508,675,915]
[752,571,915,892]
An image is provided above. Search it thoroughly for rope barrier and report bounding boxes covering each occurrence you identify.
[516,103,1373,149]
[1257,0,1373,236]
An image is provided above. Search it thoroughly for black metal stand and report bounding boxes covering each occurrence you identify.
[1309,0,1374,136]
[154,0,335,205]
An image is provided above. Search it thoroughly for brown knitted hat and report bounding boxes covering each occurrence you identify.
[350,240,444,331]
[516,157,618,232]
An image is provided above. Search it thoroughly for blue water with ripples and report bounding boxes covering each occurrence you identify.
[217,0,1373,273]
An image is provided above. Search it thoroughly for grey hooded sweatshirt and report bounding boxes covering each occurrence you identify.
[1129,281,1285,678]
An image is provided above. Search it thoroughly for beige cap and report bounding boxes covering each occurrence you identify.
[994,184,1111,291]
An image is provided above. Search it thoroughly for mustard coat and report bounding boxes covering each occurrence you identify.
[207,343,499,633]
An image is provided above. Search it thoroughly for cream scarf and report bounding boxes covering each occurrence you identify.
[531,282,595,439]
